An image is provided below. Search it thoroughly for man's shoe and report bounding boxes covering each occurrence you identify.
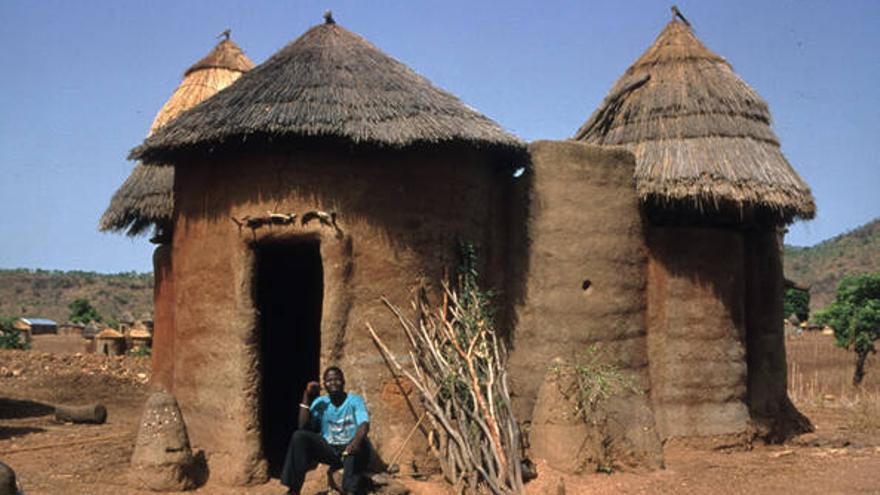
[327,466,344,494]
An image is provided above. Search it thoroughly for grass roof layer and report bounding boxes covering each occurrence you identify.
[130,19,523,164]
[100,38,253,236]
[575,20,815,223]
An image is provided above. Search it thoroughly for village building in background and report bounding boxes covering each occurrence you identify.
[13,317,57,336]
[57,322,85,336]
[103,12,815,488]
[13,317,57,344]
[95,327,126,356]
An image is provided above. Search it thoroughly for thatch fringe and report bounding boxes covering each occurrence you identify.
[100,38,253,236]
[99,163,173,236]
[130,21,523,164]
[575,20,815,222]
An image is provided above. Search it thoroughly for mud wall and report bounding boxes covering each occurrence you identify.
[646,227,749,439]
[745,226,811,439]
[168,144,509,485]
[150,243,175,392]
[507,141,652,421]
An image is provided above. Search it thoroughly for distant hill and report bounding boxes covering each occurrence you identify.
[2,218,876,324]
[0,269,153,324]
[784,218,880,311]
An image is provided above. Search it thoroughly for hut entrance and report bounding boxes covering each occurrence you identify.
[254,239,323,476]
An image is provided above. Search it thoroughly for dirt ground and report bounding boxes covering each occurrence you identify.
[2,332,879,494]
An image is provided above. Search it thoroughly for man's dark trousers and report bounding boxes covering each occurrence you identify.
[280,429,367,494]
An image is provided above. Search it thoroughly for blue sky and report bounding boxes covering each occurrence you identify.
[1,0,878,273]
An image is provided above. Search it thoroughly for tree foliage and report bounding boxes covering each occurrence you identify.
[68,298,101,324]
[0,315,28,350]
[814,273,880,385]
[783,287,810,322]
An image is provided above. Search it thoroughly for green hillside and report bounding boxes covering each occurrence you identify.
[784,218,880,311]
[1,218,876,324]
[0,269,153,324]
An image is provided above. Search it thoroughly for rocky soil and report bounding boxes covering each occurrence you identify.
[2,334,879,494]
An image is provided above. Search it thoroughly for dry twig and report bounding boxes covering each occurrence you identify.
[367,278,523,495]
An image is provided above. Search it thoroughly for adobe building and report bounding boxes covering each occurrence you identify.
[101,35,254,389]
[574,19,815,440]
[13,318,58,336]
[95,328,126,356]
[129,15,524,484]
[114,13,815,487]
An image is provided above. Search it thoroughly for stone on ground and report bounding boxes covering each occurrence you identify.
[129,391,199,491]
[0,461,17,495]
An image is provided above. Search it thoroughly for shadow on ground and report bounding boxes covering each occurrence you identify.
[0,425,46,440]
[0,397,54,420]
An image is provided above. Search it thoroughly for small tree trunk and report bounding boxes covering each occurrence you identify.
[853,351,868,386]
[55,403,107,424]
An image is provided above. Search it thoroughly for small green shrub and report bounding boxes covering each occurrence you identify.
[0,316,28,350]
[551,345,640,421]
[815,273,880,385]
[68,298,101,324]
[128,346,151,357]
[783,287,810,322]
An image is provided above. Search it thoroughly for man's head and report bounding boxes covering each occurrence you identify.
[323,366,345,396]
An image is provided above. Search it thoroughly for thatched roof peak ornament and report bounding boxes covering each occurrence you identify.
[184,34,253,78]
[100,36,254,237]
[129,19,524,164]
[323,10,335,25]
[670,5,691,28]
[575,13,815,223]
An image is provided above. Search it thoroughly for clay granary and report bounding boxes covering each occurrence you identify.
[574,19,814,440]
[101,34,254,389]
[107,13,814,486]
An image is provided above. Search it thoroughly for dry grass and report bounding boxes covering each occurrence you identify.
[576,20,814,222]
[100,38,253,236]
[786,331,880,433]
[131,19,525,165]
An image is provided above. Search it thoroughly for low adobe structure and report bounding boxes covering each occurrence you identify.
[101,35,254,389]
[95,328,125,356]
[13,318,57,336]
[118,12,815,486]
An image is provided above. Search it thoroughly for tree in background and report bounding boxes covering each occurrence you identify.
[0,315,28,350]
[104,316,120,330]
[815,273,880,385]
[783,287,810,322]
[68,298,101,324]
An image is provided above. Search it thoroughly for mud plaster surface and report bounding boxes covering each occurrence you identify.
[167,145,510,484]
[508,141,651,421]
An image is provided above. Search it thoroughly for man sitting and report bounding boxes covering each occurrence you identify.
[281,366,370,495]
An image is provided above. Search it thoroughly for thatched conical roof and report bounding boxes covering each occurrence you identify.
[575,19,815,223]
[100,38,254,236]
[130,17,523,164]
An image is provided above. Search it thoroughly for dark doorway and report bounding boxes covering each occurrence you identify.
[254,239,323,476]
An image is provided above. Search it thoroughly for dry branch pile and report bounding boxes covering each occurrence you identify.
[368,280,523,494]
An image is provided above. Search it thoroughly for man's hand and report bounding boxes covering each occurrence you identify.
[343,443,356,456]
[344,422,369,457]
[302,381,320,404]
[298,381,320,430]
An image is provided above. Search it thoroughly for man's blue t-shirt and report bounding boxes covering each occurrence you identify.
[309,393,369,446]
